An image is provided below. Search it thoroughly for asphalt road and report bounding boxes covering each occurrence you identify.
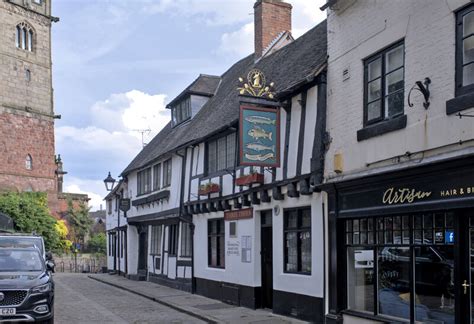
[54,273,205,324]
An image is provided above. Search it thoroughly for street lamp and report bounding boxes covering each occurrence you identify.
[104,172,116,191]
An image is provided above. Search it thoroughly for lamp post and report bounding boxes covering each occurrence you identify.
[104,172,119,274]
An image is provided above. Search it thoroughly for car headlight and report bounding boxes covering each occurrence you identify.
[30,283,51,293]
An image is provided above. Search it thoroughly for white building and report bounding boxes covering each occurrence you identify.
[106,1,329,321]
[105,180,128,275]
[322,0,474,323]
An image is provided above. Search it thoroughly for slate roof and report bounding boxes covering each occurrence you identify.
[121,20,327,176]
[166,74,221,108]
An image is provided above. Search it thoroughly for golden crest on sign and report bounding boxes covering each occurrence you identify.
[237,69,275,99]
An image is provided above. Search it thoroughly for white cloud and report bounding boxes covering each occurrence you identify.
[56,90,171,209]
[218,23,254,57]
[64,178,108,212]
[217,0,326,57]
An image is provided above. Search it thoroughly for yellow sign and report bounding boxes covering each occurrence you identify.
[237,69,275,99]
[382,187,432,205]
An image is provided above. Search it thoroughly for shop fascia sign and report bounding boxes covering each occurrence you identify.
[224,208,253,221]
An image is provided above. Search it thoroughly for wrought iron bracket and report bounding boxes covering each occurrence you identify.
[457,112,474,118]
[408,77,431,109]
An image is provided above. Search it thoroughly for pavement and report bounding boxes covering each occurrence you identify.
[88,273,308,324]
[54,273,204,324]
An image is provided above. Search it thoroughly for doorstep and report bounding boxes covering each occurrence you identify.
[88,274,308,324]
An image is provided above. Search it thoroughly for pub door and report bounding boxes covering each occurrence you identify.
[261,210,273,309]
[138,230,148,275]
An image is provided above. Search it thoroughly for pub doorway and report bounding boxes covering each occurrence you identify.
[260,210,273,309]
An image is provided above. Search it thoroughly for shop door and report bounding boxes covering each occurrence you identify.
[261,210,273,309]
[458,211,474,324]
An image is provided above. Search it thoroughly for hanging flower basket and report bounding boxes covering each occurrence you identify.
[199,183,220,195]
[236,173,264,186]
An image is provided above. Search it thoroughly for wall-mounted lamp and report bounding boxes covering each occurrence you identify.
[103,172,116,191]
[408,77,431,109]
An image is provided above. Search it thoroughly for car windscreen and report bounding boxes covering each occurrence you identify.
[0,249,43,272]
[0,237,44,257]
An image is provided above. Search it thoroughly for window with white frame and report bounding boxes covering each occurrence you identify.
[15,23,34,52]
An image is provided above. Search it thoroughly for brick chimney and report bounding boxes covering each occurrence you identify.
[254,0,292,58]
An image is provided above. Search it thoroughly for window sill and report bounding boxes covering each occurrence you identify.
[357,115,407,142]
[283,271,311,276]
[207,266,225,270]
[446,91,474,114]
[341,310,406,324]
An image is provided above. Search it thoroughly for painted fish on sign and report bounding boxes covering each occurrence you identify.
[239,105,280,167]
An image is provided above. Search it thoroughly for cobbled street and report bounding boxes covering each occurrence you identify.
[54,273,206,324]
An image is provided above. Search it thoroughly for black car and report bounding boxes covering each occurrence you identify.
[0,248,54,323]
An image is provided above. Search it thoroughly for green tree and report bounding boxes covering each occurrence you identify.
[88,233,106,255]
[66,200,93,247]
[0,192,61,251]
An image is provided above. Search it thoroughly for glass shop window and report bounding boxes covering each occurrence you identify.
[284,207,311,274]
[345,213,454,323]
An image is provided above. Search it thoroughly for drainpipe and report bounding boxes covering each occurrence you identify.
[176,149,195,292]
[310,72,328,188]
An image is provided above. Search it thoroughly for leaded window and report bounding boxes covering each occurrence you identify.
[150,225,162,256]
[163,159,172,187]
[364,42,404,125]
[153,163,161,191]
[284,207,311,274]
[137,168,151,195]
[171,97,191,126]
[168,224,178,256]
[208,219,225,268]
[207,133,236,174]
[180,222,192,257]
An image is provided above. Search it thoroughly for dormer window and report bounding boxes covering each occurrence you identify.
[171,97,191,127]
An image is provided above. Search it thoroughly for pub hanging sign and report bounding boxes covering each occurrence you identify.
[239,105,280,167]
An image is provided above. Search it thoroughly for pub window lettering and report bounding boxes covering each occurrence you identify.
[364,41,405,125]
[456,5,474,96]
[208,219,225,268]
[207,133,236,174]
[284,207,311,274]
[137,168,151,195]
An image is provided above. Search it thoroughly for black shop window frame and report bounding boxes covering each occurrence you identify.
[358,41,407,141]
[283,207,312,275]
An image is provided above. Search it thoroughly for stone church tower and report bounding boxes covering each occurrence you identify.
[0,0,59,204]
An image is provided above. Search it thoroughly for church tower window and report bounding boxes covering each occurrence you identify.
[15,23,34,52]
[25,154,33,170]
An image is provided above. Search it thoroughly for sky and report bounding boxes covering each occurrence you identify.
[52,0,327,211]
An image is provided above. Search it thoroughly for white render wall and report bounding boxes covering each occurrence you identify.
[127,154,183,219]
[193,193,325,298]
[325,0,474,180]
